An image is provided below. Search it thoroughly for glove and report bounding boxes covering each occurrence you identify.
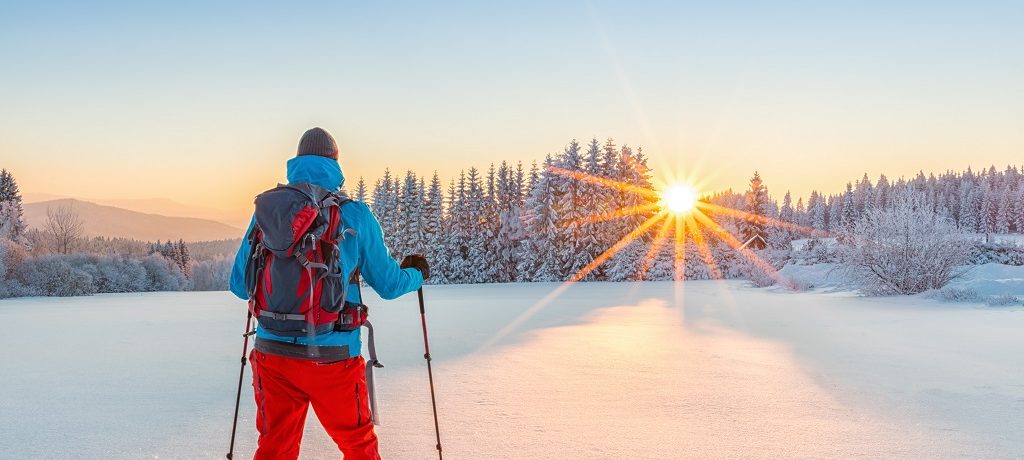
[401,254,430,280]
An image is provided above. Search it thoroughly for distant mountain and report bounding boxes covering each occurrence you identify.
[24,199,243,243]
[23,193,249,228]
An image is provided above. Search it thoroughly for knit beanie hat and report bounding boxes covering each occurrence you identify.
[296,127,339,160]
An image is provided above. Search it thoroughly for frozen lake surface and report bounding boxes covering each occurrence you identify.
[1,281,1022,459]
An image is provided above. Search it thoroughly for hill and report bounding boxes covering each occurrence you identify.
[24,198,243,242]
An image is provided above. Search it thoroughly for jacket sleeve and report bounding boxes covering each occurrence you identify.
[351,202,423,300]
[229,215,256,300]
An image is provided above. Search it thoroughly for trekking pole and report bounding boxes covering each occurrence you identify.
[417,287,443,459]
[227,311,254,460]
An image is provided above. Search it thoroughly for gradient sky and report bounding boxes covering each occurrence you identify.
[1,1,1021,220]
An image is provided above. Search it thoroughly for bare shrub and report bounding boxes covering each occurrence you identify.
[841,193,971,295]
[45,204,84,254]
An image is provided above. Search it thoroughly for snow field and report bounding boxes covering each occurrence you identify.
[1,281,1022,458]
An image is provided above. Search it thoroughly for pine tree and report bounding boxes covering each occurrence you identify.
[518,155,559,282]
[370,170,401,260]
[462,167,489,283]
[423,172,447,284]
[956,182,973,232]
[176,239,192,278]
[779,191,794,223]
[1010,184,1024,233]
[442,178,465,283]
[828,195,842,234]
[399,171,424,256]
[553,140,595,280]
[980,182,996,235]
[808,191,826,231]
[354,177,368,202]
[741,171,769,249]
[995,184,1011,234]
[840,183,857,233]
[0,169,27,241]
[853,173,872,218]
[494,162,525,282]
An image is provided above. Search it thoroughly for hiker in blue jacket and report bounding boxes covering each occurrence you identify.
[229,127,429,460]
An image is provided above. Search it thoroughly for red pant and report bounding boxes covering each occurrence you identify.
[250,350,380,460]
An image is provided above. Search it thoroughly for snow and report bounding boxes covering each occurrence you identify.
[1,282,1023,459]
[776,262,848,290]
[943,263,1024,299]
[777,261,1024,301]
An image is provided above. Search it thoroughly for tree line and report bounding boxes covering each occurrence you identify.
[0,169,234,297]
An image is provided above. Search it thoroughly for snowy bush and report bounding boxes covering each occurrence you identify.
[94,257,149,293]
[970,242,1024,266]
[790,238,840,265]
[985,294,1021,307]
[930,286,983,303]
[140,254,189,291]
[14,255,96,297]
[744,249,792,287]
[191,256,232,291]
[840,194,971,295]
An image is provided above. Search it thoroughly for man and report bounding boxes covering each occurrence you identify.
[229,127,429,460]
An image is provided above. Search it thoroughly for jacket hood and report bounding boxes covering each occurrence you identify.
[286,155,345,191]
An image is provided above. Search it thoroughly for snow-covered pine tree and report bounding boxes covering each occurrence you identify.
[0,169,27,242]
[995,183,1011,234]
[176,239,192,278]
[462,167,490,283]
[354,177,368,202]
[853,173,872,217]
[958,182,979,232]
[422,172,447,284]
[479,164,502,282]
[828,195,842,234]
[518,154,559,282]
[370,170,402,260]
[570,138,605,280]
[779,191,794,224]
[840,183,856,234]
[741,171,769,249]
[874,174,891,209]
[1014,184,1024,233]
[398,171,425,257]
[553,140,595,280]
[493,161,525,282]
[795,197,806,227]
[444,173,465,283]
[807,191,826,231]
[605,144,657,280]
[980,182,996,236]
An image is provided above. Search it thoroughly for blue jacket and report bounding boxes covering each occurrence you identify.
[229,155,423,353]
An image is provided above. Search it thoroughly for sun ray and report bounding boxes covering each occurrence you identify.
[567,213,667,284]
[697,202,822,237]
[685,212,723,280]
[672,214,688,307]
[478,213,667,352]
[638,214,675,279]
[691,211,791,286]
[563,203,661,226]
[547,166,660,200]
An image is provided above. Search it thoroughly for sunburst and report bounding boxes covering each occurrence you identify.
[479,160,823,351]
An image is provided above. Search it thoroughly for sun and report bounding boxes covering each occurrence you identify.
[660,183,698,215]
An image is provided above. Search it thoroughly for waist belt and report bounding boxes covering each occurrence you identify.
[253,337,352,361]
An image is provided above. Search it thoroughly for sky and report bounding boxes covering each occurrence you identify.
[1,1,1021,221]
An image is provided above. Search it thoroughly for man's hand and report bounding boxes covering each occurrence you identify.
[401,254,430,280]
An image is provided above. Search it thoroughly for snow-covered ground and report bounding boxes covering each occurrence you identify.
[1,282,1022,459]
